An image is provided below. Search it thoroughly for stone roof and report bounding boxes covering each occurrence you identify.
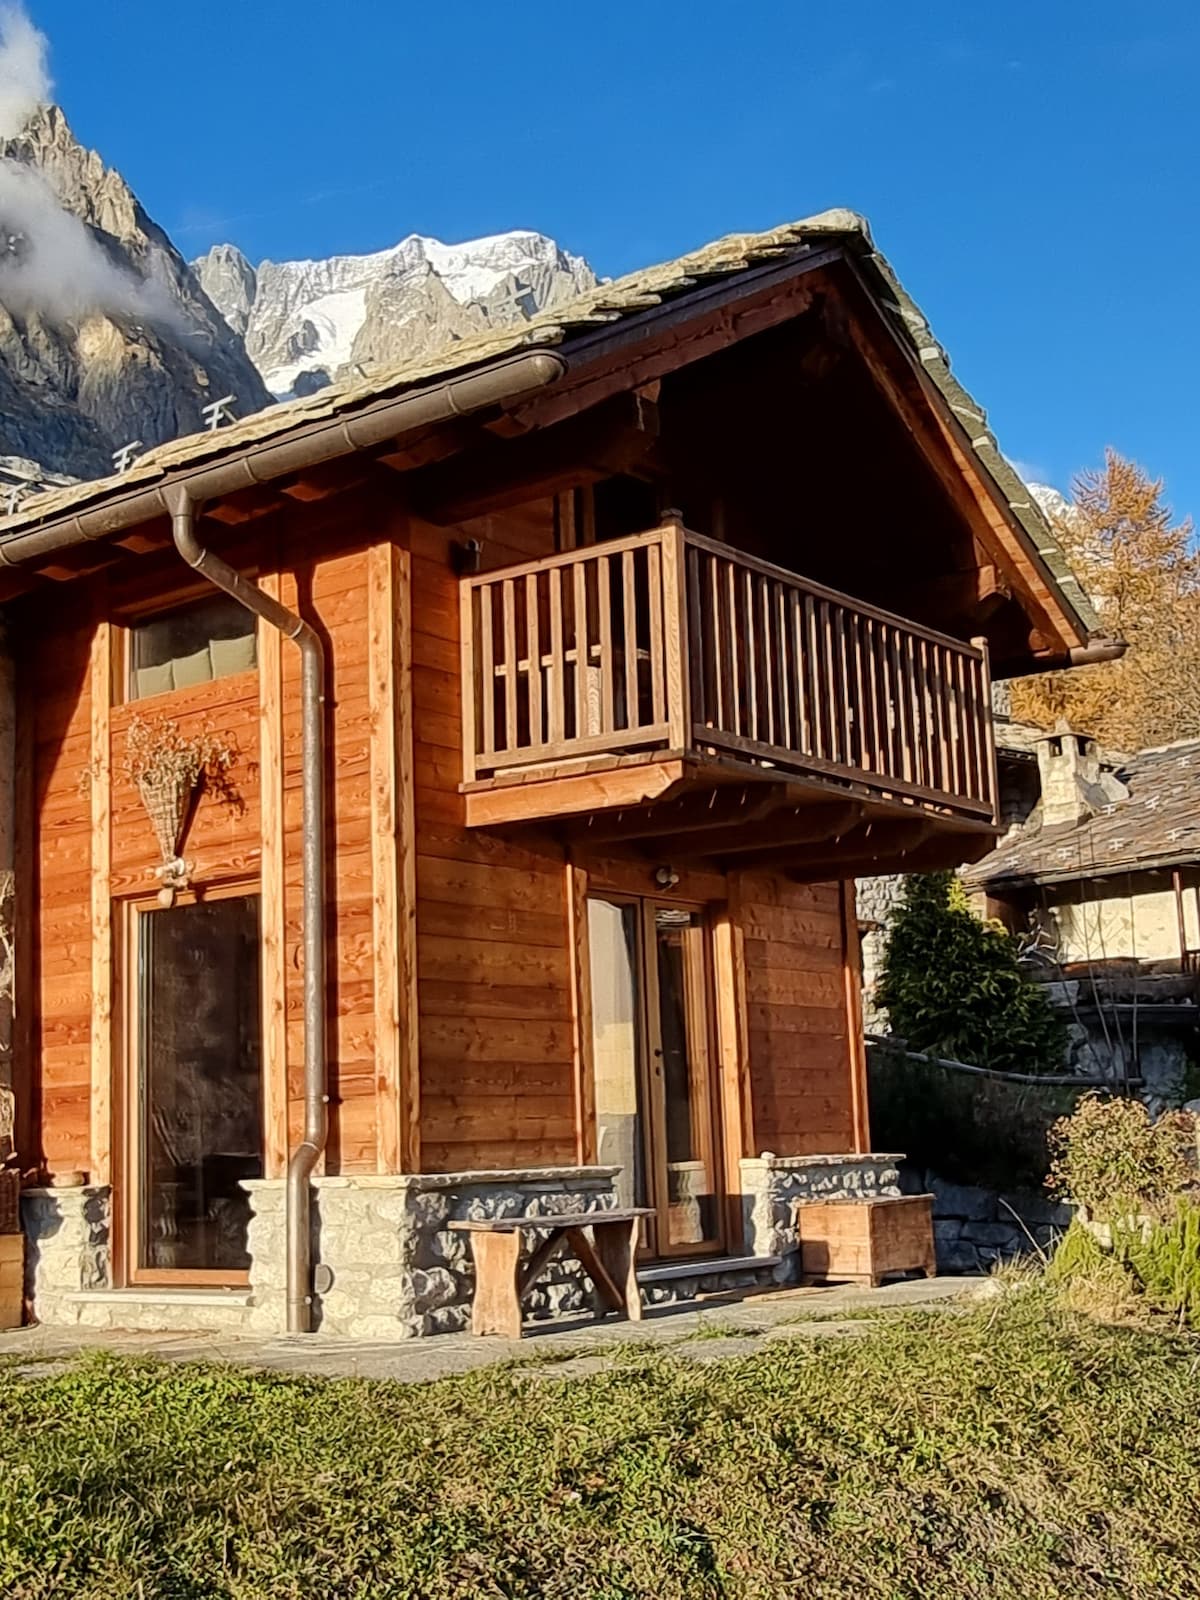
[965,739,1200,888]
[0,209,1098,639]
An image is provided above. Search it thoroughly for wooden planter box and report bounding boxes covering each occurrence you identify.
[797,1195,936,1287]
[0,1233,22,1329]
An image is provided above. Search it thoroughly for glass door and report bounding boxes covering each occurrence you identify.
[587,895,723,1258]
[126,891,263,1284]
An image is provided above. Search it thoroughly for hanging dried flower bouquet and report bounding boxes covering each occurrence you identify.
[121,716,236,903]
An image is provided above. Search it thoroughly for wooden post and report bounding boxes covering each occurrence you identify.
[369,541,420,1174]
[88,609,113,1186]
[712,876,754,1247]
[840,880,870,1154]
[566,860,596,1165]
[971,636,999,821]
[459,578,478,784]
[658,518,692,754]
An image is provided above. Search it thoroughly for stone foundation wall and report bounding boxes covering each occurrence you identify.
[899,1167,1074,1273]
[22,1185,112,1322]
[245,1166,620,1338]
[739,1154,904,1283]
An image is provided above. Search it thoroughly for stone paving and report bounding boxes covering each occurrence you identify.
[0,1274,984,1385]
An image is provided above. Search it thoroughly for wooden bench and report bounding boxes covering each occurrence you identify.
[449,1208,652,1338]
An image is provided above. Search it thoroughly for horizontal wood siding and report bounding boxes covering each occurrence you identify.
[739,873,856,1155]
[412,502,582,1172]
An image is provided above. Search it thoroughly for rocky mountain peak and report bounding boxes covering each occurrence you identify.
[0,104,270,487]
[193,227,598,399]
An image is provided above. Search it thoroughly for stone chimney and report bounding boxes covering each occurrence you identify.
[1035,723,1104,828]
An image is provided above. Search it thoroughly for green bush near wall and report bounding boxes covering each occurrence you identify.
[877,871,1065,1075]
[867,1044,1086,1191]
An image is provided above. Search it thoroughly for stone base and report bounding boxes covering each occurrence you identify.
[245,1166,620,1337]
[22,1169,621,1337]
[738,1154,904,1284]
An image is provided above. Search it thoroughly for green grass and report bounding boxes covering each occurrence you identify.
[1,1288,1199,1598]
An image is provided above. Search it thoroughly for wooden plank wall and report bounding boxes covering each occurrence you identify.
[738,873,859,1155]
[411,500,582,1172]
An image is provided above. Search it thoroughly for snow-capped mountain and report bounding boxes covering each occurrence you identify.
[1029,483,1073,523]
[193,231,598,399]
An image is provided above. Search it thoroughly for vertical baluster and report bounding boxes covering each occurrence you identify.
[647,540,666,730]
[788,587,806,753]
[757,575,776,749]
[573,559,588,740]
[479,583,495,760]
[864,614,883,777]
[743,567,759,743]
[525,572,543,752]
[726,560,742,738]
[875,622,892,780]
[819,600,838,765]
[622,548,639,729]
[890,626,911,783]
[596,554,614,732]
[707,553,726,730]
[806,595,823,760]
[913,636,929,790]
[501,578,518,753]
[932,644,951,796]
[687,544,707,732]
[548,566,564,746]
[776,582,793,754]
[851,612,869,771]
[838,607,855,765]
[953,648,968,801]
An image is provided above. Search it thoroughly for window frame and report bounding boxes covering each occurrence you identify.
[115,583,261,706]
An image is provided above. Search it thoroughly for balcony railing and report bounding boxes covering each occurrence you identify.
[460,521,997,821]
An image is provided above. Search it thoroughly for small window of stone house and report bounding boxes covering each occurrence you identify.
[128,595,257,700]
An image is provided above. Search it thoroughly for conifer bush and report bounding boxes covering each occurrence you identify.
[877,870,1064,1074]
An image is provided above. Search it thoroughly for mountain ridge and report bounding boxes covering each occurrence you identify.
[193,229,598,399]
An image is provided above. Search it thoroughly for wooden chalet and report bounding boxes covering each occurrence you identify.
[0,211,1110,1334]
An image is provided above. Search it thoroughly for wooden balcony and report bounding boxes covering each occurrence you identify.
[459,521,999,871]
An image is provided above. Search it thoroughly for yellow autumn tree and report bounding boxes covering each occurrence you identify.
[1012,449,1200,748]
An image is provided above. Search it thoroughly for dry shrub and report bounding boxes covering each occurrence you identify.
[1048,1093,1195,1220]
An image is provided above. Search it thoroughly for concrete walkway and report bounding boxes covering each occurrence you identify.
[0,1275,984,1385]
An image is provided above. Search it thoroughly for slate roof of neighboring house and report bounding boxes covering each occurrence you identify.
[965,739,1200,888]
[0,209,1098,640]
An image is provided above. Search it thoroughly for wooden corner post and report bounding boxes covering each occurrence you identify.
[840,879,870,1155]
[369,540,420,1174]
[712,875,754,1248]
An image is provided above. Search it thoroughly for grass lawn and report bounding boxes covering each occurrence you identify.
[1,1286,1198,1598]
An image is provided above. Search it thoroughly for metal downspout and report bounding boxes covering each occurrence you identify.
[167,486,327,1333]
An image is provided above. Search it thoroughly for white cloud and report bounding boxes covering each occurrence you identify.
[0,3,49,140]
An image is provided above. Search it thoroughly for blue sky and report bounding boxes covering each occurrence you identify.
[30,0,1200,520]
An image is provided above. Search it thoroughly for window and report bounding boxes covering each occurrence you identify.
[128,594,257,700]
